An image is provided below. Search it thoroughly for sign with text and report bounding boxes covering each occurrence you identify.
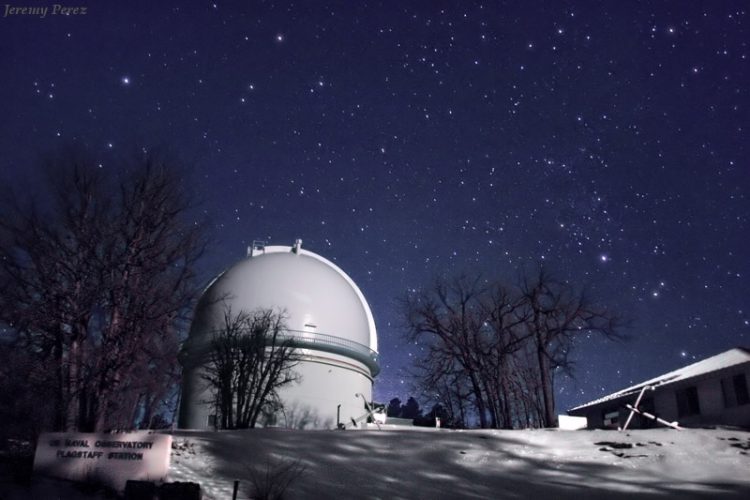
[33,432,172,491]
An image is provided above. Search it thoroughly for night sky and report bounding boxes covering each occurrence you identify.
[1,1,747,414]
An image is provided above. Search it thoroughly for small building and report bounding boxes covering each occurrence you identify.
[568,347,750,429]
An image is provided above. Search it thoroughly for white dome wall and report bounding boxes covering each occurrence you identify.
[181,353,374,429]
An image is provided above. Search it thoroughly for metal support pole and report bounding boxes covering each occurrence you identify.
[621,385,654,431]
[355,392,381,429]
[232,480,239,500]
[625,404,682,430]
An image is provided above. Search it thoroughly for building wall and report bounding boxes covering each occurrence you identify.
[179,351,373,430]
[275,352,374,429]
[576,364,750,429]
[583,407,606,429]
[653,387,677,423]
[669,365,750,428]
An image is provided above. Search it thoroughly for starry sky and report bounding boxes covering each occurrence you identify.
[1,1,748,414]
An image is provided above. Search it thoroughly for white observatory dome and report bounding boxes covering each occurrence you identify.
[189,242,377,353]
[179,240,379,430]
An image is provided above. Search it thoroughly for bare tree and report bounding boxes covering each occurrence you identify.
[0,161,106,431]
[403,269,623,429]
[474,283,532,428]
[404,275,529,428]
[417,370,472,428]
[518,268,623,427]
[0,150,203,432]
[404,275,492,427]
[202,307,300,429]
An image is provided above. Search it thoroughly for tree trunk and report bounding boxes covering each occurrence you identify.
[468,372,488,428]
[536,344,557,427]
[66,338,80,431]
[54,333,66,431]
[500,376,513,429]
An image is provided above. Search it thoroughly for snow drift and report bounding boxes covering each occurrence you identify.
[166,426,750,499]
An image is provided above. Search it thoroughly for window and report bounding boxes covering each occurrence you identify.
[736,374,750,405]
[676,386,700,417]
[207,414,217,428]
[602,410,619,428]
[722,374,750,408]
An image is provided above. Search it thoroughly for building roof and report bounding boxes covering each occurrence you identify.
[568,347,750,412]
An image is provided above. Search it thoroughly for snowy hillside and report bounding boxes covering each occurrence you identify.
[167,426,750,499]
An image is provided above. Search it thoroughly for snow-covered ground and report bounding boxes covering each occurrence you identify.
[3,426,748,499]
[166,426,750,499]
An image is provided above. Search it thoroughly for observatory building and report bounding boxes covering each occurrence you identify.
[179,240,379,429]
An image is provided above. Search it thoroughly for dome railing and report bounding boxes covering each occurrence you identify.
[181,328,380,377]
[277,329,380,376]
